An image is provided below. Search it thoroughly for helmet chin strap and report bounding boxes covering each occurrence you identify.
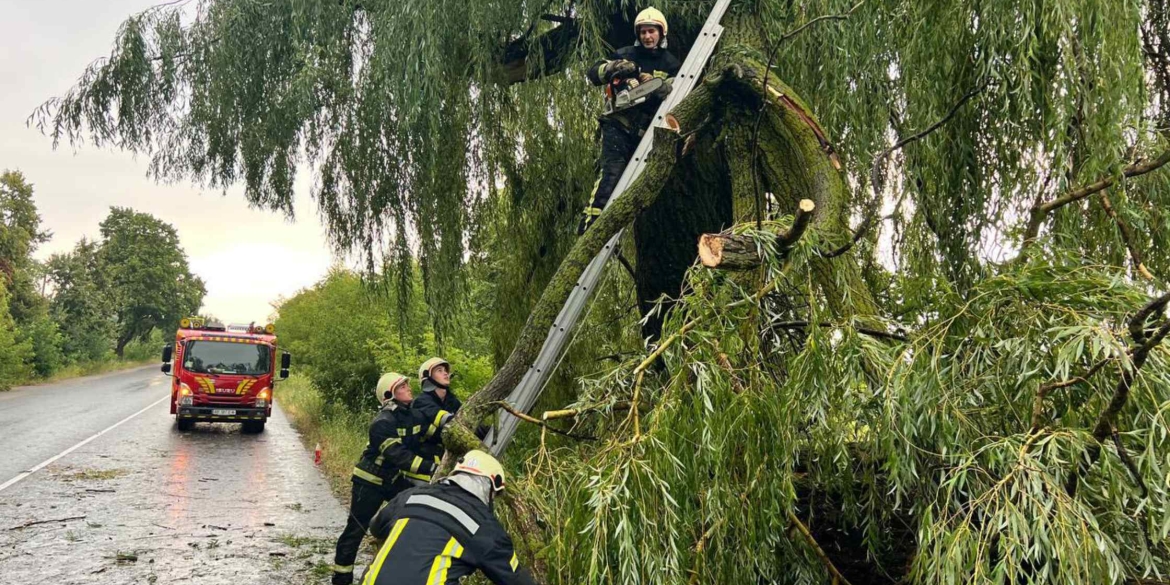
[423,378,450,391]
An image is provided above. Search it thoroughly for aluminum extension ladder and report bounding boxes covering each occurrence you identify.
[487,0,734,456]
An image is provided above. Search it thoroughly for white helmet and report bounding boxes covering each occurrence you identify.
[375,372,408,405]
[418,357,450,382]
[635,7,668,46]
[453,450,506,492]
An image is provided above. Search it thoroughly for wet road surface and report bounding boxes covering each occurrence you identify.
[0,367,345,584]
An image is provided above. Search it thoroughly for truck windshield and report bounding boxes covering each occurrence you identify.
[184,341,271,375]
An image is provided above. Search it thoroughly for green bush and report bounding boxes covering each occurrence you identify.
[276,269,389,411]
[18,312,65,378]
[0,281,33,389]
[275,267,495,411]
[121,329,165,362]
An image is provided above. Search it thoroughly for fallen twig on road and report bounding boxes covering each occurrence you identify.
[6,515,86,530]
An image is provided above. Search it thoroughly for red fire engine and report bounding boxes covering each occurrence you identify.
[160,317,291,433]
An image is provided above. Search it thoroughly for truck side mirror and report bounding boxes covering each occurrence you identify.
[161,363,172,375]
[162,344,173,363]
[281,352,291,370]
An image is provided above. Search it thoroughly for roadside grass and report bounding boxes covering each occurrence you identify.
[275,375,368,500]
[44,359,154,382]
[9,358,155,390]
[59,468,130,482]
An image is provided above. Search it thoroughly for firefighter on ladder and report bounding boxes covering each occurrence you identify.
[577,7,681,234]
[362,450,538,585]
[332,373,447,585]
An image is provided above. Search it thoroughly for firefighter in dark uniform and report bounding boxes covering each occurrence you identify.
[577,7,681,234]
[332,373,444,585]
[412,357,460,472]
[363,450,538,585]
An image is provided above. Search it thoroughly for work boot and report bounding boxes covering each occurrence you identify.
[331,570,354,585]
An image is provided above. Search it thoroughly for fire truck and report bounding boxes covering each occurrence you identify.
[160,317,291,433]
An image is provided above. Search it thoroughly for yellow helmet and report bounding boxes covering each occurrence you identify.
[375,372,409,405]
[418,357,450,382]
[635,7,668,38]
[453,450,506,492]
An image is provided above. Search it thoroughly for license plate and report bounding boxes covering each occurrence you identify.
[212,409,236,416]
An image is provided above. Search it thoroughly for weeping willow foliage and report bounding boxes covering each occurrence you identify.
[36,0,1170,582]
[515,229,1170,584]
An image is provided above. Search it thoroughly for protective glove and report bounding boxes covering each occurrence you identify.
[604,59,639,82]
[652,78,673,100]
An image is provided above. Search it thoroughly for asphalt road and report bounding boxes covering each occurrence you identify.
[0,366,346,584]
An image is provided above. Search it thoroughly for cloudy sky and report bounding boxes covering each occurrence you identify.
[0,0,336,323]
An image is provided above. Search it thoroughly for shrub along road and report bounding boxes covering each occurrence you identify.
[0,367,344,584]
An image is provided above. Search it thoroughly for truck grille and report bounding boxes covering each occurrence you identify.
[194,394,254,406]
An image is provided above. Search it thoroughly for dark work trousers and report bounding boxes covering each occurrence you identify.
[578,121,640,234]
[332,480,401,585]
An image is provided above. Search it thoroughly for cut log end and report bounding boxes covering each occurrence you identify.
[698,233,761,271]
[698,234,725,268]
[664,114,681,133]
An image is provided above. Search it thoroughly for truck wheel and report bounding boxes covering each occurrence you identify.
[177,419,194,431]
[242,420,266,434]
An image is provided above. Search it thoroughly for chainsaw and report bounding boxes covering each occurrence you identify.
[603,76,665,116]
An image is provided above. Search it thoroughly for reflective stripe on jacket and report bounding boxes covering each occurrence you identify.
[365,483,537,585]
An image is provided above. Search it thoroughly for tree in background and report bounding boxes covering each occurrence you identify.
[47,238,116,363]
[1,170,64,376]
[0,280,33,389]
[98,207,205,357]
[0,170,50,325]
[38,0,1170,583]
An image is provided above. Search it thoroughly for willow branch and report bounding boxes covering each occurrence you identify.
[1100,195,1156,280]
[1031,355,1116,430]
[822,83,984,258]
[1093,320,1170,442]
[628,273,792,438]
[614,251,637,282]
[787,510,854,585]
[777,199,815,247]
[772,320,909,342]
[489,402,596,441]
[1129,292,1170,344]
[7,515,86,530]
[1068,315,1170,496]
[1023,150,1170,246]
[1111,429,1149,499]
[777,1,867,43]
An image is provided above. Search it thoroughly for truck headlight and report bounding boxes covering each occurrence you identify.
[255,388,270,408]
[179,384,194,406]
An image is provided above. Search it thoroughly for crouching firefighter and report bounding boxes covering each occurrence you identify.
[363,450,538,585]
[577,7,681,234]
[332,373,448,585]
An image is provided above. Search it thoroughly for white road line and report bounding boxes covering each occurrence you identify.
[0,393,170,493]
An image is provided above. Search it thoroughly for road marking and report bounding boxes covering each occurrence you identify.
[0,393,170,493]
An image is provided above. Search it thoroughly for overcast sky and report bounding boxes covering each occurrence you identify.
[0,0,335,324]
